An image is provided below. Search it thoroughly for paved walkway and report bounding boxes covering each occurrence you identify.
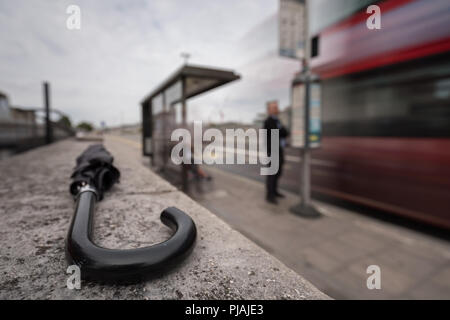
[194,167,450,299]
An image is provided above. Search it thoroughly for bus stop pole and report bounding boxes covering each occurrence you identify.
[302,70,311,205]
[290,0,321,218]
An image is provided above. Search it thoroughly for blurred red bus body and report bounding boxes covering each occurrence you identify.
[310,0,450,229]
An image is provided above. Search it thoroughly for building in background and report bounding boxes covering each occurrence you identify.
[9,107,36,125]
[0,89,74,156]
[0,91,36,125]
[252,112,267,128]
[0,91,10,121]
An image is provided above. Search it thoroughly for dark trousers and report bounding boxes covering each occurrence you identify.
[266,148,284,199]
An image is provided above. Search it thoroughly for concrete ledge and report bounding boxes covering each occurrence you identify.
[0,137,328,299]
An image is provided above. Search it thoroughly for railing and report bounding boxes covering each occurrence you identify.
[0,110,75,153]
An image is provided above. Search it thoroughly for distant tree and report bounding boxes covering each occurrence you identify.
[76,121,94,132]
[58,115,72,128]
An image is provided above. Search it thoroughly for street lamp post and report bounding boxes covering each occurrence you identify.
[43,82,53,145]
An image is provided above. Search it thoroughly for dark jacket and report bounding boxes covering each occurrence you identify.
[263,116,289,157]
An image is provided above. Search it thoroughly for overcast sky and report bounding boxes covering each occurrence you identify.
[0,0,299,127]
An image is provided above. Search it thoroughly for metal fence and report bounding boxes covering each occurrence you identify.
[0,110,74,154]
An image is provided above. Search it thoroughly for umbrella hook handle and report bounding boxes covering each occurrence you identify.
[65,185,197,282]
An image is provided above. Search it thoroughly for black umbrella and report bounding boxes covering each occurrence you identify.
[66,144,197,282]
[69,144,120,200]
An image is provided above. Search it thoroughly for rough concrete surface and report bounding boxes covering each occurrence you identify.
[0,137,328,300]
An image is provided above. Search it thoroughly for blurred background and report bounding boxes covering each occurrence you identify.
[1,0,449,299]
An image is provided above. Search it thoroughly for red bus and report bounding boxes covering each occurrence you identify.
[309,0,450,229]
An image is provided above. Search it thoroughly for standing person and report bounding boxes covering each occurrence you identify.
[264,101,289,204]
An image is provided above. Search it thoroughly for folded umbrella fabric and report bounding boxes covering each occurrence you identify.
[70,144,120,200]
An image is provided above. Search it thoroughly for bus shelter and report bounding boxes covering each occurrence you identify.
[141,64,240,191]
